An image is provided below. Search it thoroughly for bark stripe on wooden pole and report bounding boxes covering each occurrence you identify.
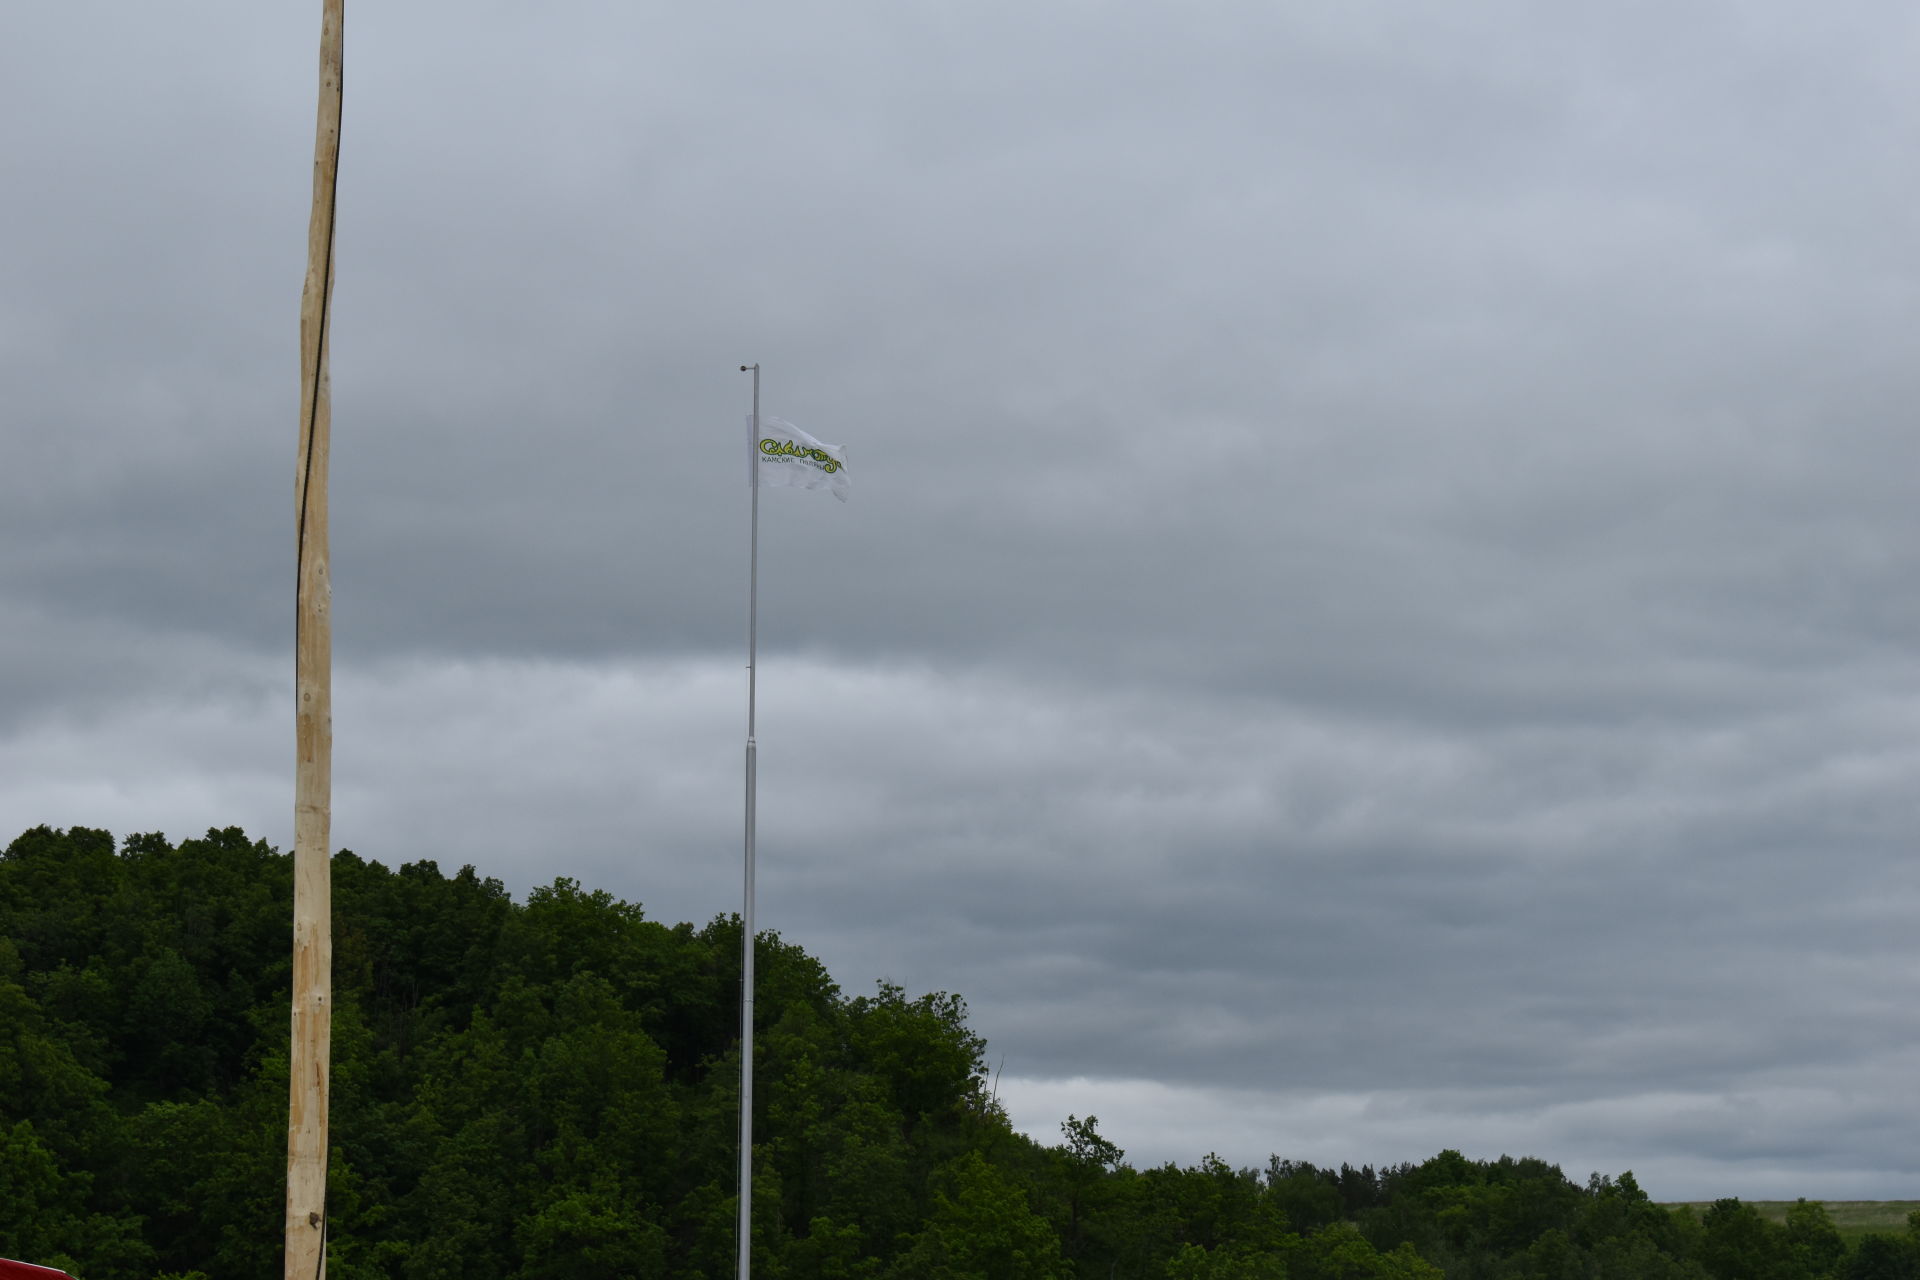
[288,2,341,1277]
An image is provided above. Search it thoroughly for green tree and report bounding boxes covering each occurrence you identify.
[1848,1233,1920,1280]
[513,1185,670,1279]
[1783,1200,1846,1279]
[1267,1160,1344,1235]
[1297,1223,1441,1280]
[1165,1239,1291,1278]
[1051,1114,1129,1269]
[1698,1199,1799,1280]
[890,1151,1066,1279]
[848,982,989,1138]
[0,1118,89,1268]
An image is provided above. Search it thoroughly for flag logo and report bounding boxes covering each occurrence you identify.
[759,436,843,473]
[750,416,850,501]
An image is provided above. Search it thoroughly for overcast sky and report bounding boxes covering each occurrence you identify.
[5,0,1919,1201]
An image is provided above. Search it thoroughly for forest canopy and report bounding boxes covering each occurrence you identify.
[2,825,1915,1279]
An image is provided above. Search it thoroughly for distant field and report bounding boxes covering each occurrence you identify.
[1664,1202,1920,1244]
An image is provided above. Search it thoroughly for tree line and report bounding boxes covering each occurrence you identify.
[3,824,1916,1279]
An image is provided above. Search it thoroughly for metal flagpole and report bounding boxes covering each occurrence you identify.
[736,362,761,1280]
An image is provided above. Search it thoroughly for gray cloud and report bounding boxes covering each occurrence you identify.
[5,0,1919,1200]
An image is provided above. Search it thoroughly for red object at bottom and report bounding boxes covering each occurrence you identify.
[0,1261,75,1279]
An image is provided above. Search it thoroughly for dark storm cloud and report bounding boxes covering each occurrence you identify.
[11,0,1919,697]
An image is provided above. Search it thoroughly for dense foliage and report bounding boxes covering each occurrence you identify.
[3,825,1918,1279]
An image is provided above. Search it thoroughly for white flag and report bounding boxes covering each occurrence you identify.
[749,415,850,502]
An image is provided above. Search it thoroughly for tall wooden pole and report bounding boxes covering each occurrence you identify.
[287,1,341,1277]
